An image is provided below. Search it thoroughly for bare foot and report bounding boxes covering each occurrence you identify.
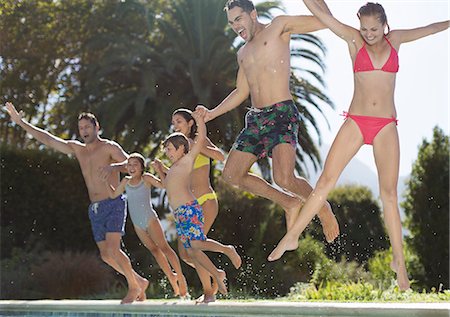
[226,245,242,269]
[121,287,141,304]
[178,274,189,297]
[195,294,216,305]
[390,260,410,291]
[317,201,339,243]
[136,278,149,302]
[168,273,180,297]
[215,270,228,295]
[284,197,303,231]
[267,232,299,261]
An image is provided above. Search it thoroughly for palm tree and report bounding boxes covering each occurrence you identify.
[156,0,333,179]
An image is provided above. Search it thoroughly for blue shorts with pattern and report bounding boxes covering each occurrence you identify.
[88,195,127,242]
[173,200,207,249]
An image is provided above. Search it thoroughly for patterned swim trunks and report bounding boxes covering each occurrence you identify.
[173,200,207,248]
[232,100,300,159]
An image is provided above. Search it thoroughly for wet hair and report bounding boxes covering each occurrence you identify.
[357,2,390,34]
[78,112,99,127]
[163,132,189,154]
[224,0,255,13]
[172,108,197,139]
[128,152,145,174]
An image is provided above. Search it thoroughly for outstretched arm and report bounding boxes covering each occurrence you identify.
[189,111,207,158]
[392,20,449,44]
[303,0,359,44]
[196,62,250,122]
[4,102,75,154]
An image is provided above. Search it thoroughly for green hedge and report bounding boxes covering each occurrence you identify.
[1,145,93,256]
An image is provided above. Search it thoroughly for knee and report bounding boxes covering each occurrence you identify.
[178,248,191,264]
[273,171,295,190]
[100,248,115,263]
[146,244,159,254]
[189,240,202,250]
[316,173,337,192]
[221,167,240,188]
[380,187,398,205]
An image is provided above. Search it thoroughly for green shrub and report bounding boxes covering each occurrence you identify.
[288,281,450,302]
[30,251,116,299]
[311,258,372,288]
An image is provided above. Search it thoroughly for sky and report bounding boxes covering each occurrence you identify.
[254,0,449,183]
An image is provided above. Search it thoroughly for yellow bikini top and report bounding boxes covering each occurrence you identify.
[194,153,209,169]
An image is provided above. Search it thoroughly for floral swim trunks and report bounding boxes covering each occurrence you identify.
[232,100,300,159]
[173,200,207,248]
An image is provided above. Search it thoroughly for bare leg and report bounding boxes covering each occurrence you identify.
[373,124,410,291]
[179,240,215,302]
[187,248,228,295]
[201,197,219,233]
[268,120,363,261]
[191,239,242,269]
[223,150,302,229]
[97,233,147,304]
[272,144,339,241]
[147,219,188,296]
[135,229,179,296]
[195,198,219,303]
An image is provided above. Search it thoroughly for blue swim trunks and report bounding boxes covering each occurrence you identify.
[88,195,127,242]
[173,200,207,249]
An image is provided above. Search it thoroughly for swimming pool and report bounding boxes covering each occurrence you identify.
[1,300,449,317]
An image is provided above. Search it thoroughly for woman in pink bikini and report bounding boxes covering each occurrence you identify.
[268,1,449,291]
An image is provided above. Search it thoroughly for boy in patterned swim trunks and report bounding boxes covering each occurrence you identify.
[159,111,242,296]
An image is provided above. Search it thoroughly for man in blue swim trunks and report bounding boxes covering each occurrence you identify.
[5,102,148,304]
[196,0,340,244]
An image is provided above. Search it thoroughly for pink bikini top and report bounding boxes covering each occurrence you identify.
[354,37,399,73]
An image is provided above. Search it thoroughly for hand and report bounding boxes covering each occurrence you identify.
[151,159,162,170]
[195,105,213,122]
[4,102,25,125]
[192,108,206,123]
[98,165,114,182]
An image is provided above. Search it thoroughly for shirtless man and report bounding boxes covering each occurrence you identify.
[4,102,148,304]
[196,0,339,242]
[157,110,241,296]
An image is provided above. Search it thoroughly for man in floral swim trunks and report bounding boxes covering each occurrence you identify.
[196,0,340,243]
[233,100,300,159]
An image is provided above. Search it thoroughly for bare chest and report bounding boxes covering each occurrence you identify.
[240,37,290,77]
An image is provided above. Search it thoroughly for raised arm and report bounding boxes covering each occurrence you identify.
[196,61,250,122]
[303,0,359,45]
[189,111,206,158]
[151,159,168,182]
[391,20,449,45]
[4,102,76,154]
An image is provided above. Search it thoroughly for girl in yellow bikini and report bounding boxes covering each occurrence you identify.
[155,108,225,304]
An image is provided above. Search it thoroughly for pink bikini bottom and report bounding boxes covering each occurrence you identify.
[343,111,398,145]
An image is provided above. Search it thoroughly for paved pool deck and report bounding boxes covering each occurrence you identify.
[1,300,450,316]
